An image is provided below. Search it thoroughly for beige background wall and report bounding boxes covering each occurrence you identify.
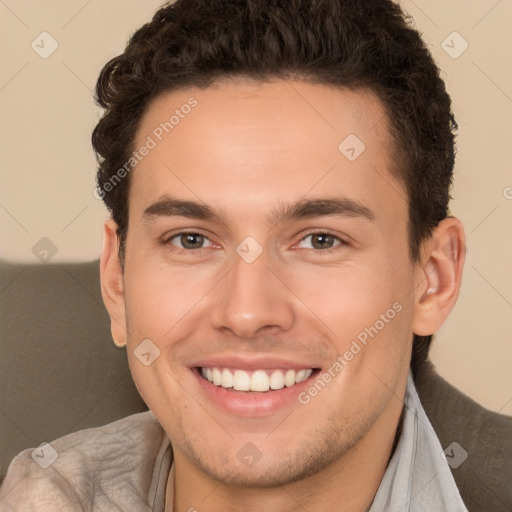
[1,0,511,413]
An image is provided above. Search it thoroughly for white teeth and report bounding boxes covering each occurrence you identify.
[233,370,250,391]
[284,369,296,387]
[221,368,233,388]
[269,370,285,390]
[200,367,314,392]
[296,369,312,383]
[251,370,270,392]
[212,368,222,385]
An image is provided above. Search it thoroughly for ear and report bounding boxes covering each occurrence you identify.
[412,217,466,336]
[100,218,128,347]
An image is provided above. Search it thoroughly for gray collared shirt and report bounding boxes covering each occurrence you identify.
[0,372,468,511]
[369,371,468,511]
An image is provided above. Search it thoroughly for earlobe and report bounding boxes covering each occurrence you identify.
[412,217,466,336]
[100,218,128,347]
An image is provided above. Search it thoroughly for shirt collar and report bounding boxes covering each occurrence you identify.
[369,370,468,511]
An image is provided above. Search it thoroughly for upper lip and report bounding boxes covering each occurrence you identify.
[191,354,322,371]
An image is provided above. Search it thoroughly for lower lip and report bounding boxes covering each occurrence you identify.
[192,368,319,417]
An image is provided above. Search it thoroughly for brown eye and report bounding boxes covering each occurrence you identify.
[181,233,204,249]
[168,232,213,250]
[311,234,335,249]
[297,233,344,250]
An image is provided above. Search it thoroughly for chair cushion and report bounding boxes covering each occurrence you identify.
[0,260,147,481]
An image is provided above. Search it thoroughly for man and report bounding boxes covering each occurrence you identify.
[1,0,510,510]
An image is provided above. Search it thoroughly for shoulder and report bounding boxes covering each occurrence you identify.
[414,359,512,511]
[0,411,167,511]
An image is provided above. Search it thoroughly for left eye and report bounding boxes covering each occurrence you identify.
[168,233,215,250]
[297,233,343,250]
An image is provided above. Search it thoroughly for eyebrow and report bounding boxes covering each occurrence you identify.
[142,195,375,225]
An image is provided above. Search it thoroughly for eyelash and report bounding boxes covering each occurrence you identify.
[162,230,349,254]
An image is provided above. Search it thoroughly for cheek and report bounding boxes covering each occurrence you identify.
[289,258,414,367]
[289,261,396,330]
[122,262,221,409]
[123,259,217,339]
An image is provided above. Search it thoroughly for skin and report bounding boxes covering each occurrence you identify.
[100,79,465,511]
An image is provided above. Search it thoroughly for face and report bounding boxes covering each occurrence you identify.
[114,80,420,486]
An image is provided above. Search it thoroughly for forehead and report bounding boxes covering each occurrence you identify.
[130,79,406,223]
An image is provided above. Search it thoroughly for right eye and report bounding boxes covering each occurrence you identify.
[165,232,215,251]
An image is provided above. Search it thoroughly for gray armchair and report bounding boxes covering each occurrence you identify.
[0,260,147,481]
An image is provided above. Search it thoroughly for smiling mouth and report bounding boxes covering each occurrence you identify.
[198,367,320,392]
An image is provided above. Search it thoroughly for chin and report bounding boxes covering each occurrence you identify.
[181,425,360,489]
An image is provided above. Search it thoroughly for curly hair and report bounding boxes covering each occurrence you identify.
[91,0,458,376]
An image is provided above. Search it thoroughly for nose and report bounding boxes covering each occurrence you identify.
[210,248,295,339]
